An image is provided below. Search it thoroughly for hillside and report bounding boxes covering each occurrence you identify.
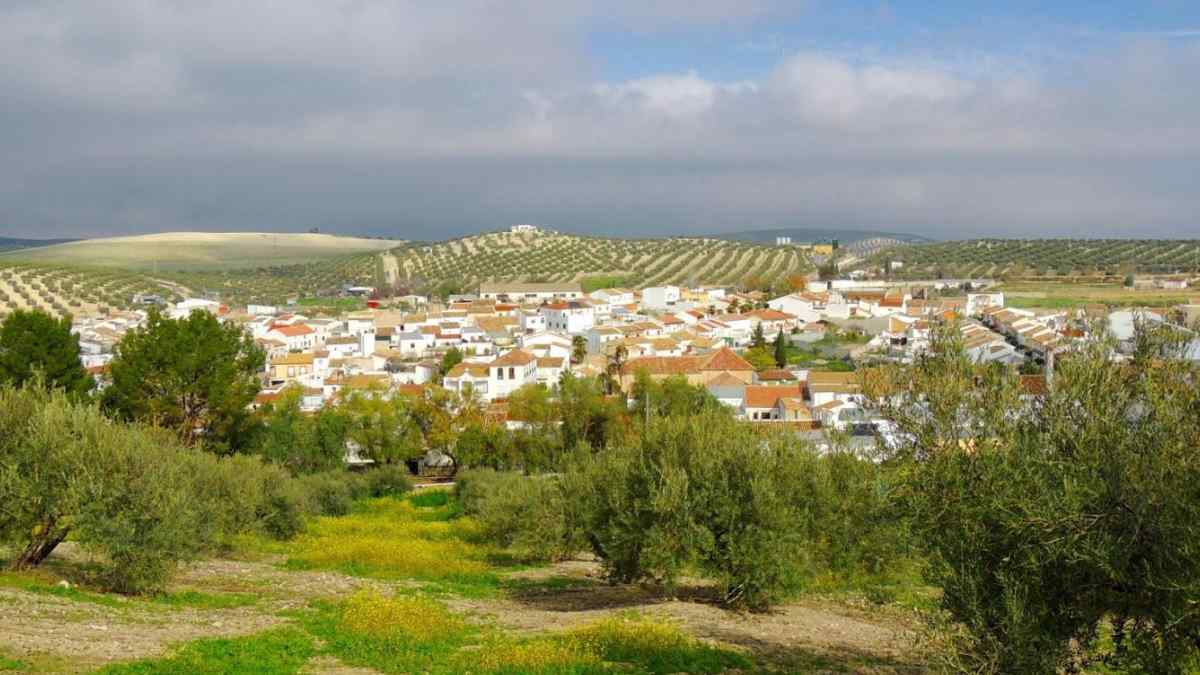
[393,231,810,289]
[157,231,813,305]
[0,236,77,253]
[0,261,186,319]
[874,239,1200,278]
[717,227,931,246]
[4,232,400,271]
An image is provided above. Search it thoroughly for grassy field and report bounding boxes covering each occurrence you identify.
[0,490,928,673]
[4,233,400,272]
[996,281,1196,309]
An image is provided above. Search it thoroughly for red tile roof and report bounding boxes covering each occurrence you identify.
[744,384,805,409]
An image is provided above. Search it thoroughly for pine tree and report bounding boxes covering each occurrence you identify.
[773,330,788,368]
[0,310,93,397]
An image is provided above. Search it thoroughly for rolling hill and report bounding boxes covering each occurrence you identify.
[0,236,78,253]
[156,230,815,305]
[3,232,401,271]
[717,228,932,246]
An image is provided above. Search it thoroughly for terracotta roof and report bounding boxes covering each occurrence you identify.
[807,371,861,394]
[706,372,747,388]
[698,347,754,372]
[744,385,804,409]
[270,324,314,337]
[757,368,797,382]
[491,349,537,367]
[537,356,564,368]
[446,363,489,378]
[745,308,796,321]
[622,356,704,376]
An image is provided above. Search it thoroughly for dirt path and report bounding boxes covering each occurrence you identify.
[449,558,922,673]
[0,548,400,670]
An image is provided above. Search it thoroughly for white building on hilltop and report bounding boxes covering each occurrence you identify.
[510,224,539,234]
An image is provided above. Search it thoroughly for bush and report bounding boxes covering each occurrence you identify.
[297,471,361,517]
[455,469,578,562]
[560,412,902,610]
[881,325,1200,672]
[0,385,311,593]
[363,465,414,498]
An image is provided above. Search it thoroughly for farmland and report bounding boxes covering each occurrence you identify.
[5,232,400,272]
[393,231,810,289]
[0,261,184,319]
[876,239,1200,278]
[147,231,813,305]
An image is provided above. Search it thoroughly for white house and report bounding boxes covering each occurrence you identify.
[487,349,538,400]
[521,331,573,360]
[966,292,1006,316]
[587,326,624,354]
[590,288,636,305]
[266,323,318,352]
[540,300,595,334]
[642,286,681,310]
[520,310,547,333]
[169,298,221,319]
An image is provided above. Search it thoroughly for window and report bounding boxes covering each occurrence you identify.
[508,367,515,379]
[496,368,504,380]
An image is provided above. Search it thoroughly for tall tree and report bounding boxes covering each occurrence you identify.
[571,335,587,365]
[772,330,788,368]
[101,309,264,453]
[0,310,93,397]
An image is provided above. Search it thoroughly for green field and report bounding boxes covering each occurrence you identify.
[997,281,1196,309]
[4,232,400,271]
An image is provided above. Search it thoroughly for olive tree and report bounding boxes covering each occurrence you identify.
[875,323,1200,673]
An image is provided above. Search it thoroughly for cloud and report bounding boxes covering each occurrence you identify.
[0,2,1198,240]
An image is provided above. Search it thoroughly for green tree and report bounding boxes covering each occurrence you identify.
[571,335,587,365]
[0,310,93,397]
[772,330,788,368]
[876,325,1200,673]
[0,385,298,590]
[101,310,264,453]
[341,386,423,465]
[751,322,766,349]
[742,346,776,371]
[438,347,464,381]
[253,388,349,473]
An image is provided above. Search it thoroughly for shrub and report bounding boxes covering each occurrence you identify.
[455,469,578,562]
[363,465,414,498]
[880,325,1200,672]
[0,386,311,592]
[297,471,361,517]
[560,412,902,610]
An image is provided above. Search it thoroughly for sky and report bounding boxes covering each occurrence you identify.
[2,1,1199,241]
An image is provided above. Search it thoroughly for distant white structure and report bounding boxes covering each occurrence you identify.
[170,298,220,319]
[510,224,539,234]
[247,304,278,316]
[642,286,681,310]
[775,236,792,246]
